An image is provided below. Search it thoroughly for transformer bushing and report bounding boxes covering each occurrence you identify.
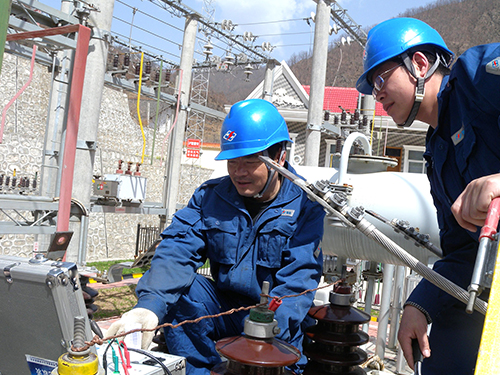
[211,282,300,375]
[303,283,371,375]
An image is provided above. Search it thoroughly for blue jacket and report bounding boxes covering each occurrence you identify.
[408,43,500,321]
[135,162,325,343]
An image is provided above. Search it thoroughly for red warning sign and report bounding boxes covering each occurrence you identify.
[186,149,200,159]
[187,139,201,148]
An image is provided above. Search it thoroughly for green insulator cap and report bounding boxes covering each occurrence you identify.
[249,306,274,323]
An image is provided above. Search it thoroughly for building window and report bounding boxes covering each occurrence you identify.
[403,145,426,174]
[385,147,402,172]
[324,139,338,168]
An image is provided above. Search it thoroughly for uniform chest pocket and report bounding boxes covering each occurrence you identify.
[455,120,499,181]
[163,207,200,239]
[202,217,238,265]
[256,221,294,269]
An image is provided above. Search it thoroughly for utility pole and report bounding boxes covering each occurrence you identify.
[0,0,12,72]
[67,0,115,263]
[163,14,198,220]
[178,0,215,205]
[262,59,278,101]
[304,0,331,167]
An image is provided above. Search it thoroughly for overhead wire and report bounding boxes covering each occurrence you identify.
[236,18,308,26]
[113,15,183,50]
[112,30,181,60]
[115,0,185,34]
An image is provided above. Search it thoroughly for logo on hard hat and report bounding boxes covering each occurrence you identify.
[362,49,367,61]
[223,130,237,141]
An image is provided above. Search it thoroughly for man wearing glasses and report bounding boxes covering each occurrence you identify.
[107,99,325,375]
[357,17,500,375]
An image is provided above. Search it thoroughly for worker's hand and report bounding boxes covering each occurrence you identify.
[452,174,500,232]
[397,305,430,370]
[106,307,159,349]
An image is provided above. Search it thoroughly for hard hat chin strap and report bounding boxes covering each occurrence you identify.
[397,52,442,127]
[253,144,286,199]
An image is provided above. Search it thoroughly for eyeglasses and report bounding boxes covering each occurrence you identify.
[371,63,403,98]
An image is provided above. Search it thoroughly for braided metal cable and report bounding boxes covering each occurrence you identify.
[356,218,487,315]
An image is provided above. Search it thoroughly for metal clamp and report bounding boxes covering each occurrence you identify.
[3,262,21,284]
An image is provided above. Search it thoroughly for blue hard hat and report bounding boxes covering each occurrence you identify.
[356,18,454,95]
[215,99,292,161]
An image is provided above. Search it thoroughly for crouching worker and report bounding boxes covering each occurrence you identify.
[107,98,325,374]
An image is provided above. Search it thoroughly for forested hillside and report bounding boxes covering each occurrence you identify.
[209,0,500,105]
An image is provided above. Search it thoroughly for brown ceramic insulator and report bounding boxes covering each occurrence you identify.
[211,361,295,375]
[304,304,371,375]
[211,335,300,375]
[303,361,367,375]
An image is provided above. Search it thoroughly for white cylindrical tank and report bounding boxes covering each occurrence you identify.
[294,166,440,265]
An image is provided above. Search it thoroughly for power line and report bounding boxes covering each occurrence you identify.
[113,15,183,50]
[115,0,185,34]
[236,18,308,26]
[257,31,312,37]
[112,30,181,60]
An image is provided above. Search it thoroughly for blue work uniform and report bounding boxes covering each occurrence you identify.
[406,43,500,374]
[135,162,325,375]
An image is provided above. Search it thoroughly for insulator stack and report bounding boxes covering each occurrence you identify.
[211,336,300,375]
[303,283,371,375]
[211,282,300,375]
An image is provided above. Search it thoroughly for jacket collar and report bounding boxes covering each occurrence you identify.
[214,161,302,209]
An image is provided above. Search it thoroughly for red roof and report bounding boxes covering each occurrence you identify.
[303,86,387,117]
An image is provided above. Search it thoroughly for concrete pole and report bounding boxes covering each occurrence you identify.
[304,0,331,166]
[40,0,74,201]
[0,0,12,73]
[163,15,197,220]
[262,59,277,102]
[38,0,76,253]
[376,263,395,359]
[65,0,114,263]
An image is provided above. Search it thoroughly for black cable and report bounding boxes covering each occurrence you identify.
[126,347,173,375]
[102,340,117,375]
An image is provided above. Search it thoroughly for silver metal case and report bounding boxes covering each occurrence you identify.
[0,255,92,374]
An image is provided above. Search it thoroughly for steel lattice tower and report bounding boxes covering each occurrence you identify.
[178,0,215,204]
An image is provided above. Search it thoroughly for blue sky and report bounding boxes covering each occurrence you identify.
[39,0,439,65]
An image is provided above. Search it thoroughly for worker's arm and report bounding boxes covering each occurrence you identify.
[106,190,207,348]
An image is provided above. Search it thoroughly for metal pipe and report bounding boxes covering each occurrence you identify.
[160,69,183,165]
[362,261,379,333]
[376,263,394,359]
[151,60,163,165]
[337,132,372,185]
[388,265,406,348]
[56,25,91,234]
